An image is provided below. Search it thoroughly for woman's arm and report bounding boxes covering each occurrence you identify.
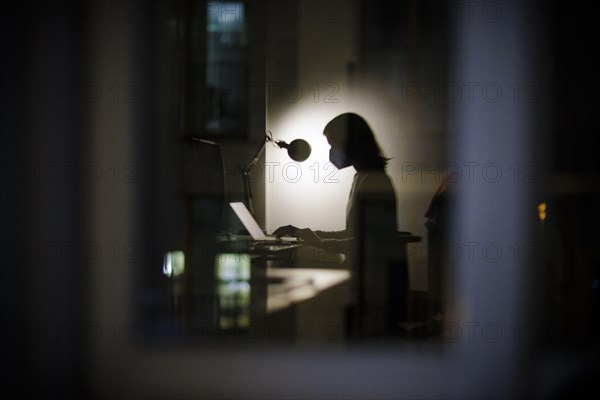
[274,225,352,254]
[315,236,353,254]
[314,229,348,239]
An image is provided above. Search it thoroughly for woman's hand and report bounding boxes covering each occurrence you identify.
[273,225,321,246]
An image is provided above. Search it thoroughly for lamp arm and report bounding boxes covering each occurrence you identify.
[242,137,269,175]
[242,136,270,216]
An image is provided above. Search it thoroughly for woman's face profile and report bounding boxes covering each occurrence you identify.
[325,131,352,170]
[324,130,345,152]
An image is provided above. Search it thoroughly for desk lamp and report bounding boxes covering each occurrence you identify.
[242,131,311,216]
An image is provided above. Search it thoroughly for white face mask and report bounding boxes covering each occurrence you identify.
[329,148,351,169]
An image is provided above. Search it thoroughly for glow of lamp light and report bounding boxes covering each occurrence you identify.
[265,104,359,228]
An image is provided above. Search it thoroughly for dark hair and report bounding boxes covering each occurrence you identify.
[323,113,389,170]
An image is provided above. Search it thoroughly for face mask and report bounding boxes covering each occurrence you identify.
[329,148,352,169]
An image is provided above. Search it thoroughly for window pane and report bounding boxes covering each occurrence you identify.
[204,1,246,134]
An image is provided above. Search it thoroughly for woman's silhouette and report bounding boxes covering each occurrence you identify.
[274,112,398,257]
[275,113,399,337]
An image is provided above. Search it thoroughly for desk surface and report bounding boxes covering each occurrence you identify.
[194,232,418,341]
[266,268,351,313]
[215,234,304,254]
[214,233,420,256]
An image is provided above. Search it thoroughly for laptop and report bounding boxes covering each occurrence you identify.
[229,202,301,245]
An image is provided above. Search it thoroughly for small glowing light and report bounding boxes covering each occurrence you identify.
[537,202,547,221]
[162,251,185,277]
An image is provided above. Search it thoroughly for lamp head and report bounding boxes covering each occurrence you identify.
[277,138,311,162]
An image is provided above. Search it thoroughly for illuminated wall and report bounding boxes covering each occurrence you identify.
[265,1,360,236]
[264,1,447,290]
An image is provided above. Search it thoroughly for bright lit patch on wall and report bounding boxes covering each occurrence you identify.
[265,102,359,231]
[215,253,251,329]
[268,103,341,166]
[162,251,185,278]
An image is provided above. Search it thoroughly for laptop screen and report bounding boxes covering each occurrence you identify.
[229,202,267,240]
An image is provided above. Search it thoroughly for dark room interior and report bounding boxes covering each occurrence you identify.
[2,1,599,398]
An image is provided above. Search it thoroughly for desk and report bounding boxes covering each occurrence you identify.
[262,268,351,345]
[179,233,420,343]
[179,236,350,345]
[267,268,350,313]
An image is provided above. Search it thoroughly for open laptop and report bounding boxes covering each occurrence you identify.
[229,202,301,245]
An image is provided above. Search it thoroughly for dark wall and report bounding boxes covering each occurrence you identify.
[1,1,87,396]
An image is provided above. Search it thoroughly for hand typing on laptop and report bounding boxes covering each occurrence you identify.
[270,113,399,259]
[229,202,302,244]
[273,225,320,246]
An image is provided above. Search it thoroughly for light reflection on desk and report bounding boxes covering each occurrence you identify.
[215,253,251,330]
[217,280,250,329]
[266,268,350,314]
[213,251,352,342]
